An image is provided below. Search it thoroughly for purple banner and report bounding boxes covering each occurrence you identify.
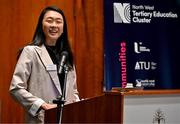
[104,0,180,90]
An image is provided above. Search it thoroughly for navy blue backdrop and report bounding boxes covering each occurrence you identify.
[104,0,180,90]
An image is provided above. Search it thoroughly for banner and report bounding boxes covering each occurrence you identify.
[104,0,180,90]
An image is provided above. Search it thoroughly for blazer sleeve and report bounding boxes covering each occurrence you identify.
[72,66,80,102]
[65,65,80,105]
[9,47,45,116]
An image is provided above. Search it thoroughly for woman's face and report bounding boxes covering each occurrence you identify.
[42,10,64,45]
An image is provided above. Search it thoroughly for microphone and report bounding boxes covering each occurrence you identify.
[58,51,68,74]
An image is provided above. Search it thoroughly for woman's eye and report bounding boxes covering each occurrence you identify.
[46,19,53,23]
[56,20,62,24]
[45,19,53,23]
[44,18,63,24]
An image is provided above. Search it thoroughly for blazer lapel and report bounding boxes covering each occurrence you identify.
[34,44,62,95]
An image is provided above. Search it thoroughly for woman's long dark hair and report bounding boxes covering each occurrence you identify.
[19,6,73,68]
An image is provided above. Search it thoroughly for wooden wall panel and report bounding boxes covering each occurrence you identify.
[0,0,103,122]
[74,0,104,98]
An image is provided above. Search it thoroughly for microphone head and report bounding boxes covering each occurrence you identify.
[61,51,68,58]
[58,51,69,74]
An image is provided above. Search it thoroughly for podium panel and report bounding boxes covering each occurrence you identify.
[45,93,123,123]
[122,90,180,124]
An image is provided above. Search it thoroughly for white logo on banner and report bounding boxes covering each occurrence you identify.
[135,61,157,70]
[113,3,178,24]
[134,42,150,53]
[113,3,131,23]
[135,79,155,87]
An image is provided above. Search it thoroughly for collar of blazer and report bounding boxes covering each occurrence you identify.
[33,44,62,95]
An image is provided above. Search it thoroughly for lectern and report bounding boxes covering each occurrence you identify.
[45,89,180,124]
[45,92,123,123]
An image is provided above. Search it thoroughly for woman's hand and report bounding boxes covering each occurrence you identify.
[41,103,57,110]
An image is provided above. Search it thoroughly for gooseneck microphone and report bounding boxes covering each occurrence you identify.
[58,51,68,74]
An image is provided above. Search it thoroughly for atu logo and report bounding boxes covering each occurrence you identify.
[135,61,157,70]
[113,3,131,23]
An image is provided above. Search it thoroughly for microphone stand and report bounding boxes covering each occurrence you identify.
[53,65,69,124]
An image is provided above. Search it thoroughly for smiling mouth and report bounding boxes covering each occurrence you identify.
[49,28,58,33]
[49,30,58,35]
